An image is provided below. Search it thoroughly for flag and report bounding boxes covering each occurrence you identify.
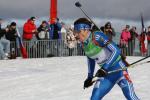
[16,28,28,58]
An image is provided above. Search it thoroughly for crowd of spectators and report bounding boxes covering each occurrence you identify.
[1,17,150,60]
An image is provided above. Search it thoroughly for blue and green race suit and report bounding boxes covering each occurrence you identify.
[83,31,139,100]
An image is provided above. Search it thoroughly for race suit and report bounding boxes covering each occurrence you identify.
[83,31,139,100]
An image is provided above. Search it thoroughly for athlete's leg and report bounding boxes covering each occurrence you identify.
[117,60,140,100]
[90,77,115,100]
[118,78,140,100]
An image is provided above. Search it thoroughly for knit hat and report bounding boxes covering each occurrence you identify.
[30,16,36,21]
[10,22,16,26]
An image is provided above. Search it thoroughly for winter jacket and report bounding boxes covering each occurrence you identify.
[23,20,36,40]
[140,32,147,54]
[129,30,138,40]
[0,29,6,39]
[66,30,77,48]
[50,22,62,39]
[5,27,17,41]
[104,28,115,41]
[36,25,49,40]
[147,32,150,41]
[140,33,146,43]
[120,29,131,45]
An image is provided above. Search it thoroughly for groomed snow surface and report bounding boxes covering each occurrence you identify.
[0,56,150,100]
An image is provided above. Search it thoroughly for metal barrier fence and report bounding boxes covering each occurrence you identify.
[10,40,85,58]
[9,39,147,59]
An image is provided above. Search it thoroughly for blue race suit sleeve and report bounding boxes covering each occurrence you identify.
[87,57,95,78]
[94,32,121,70]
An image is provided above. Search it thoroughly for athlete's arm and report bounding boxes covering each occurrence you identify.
[87,57,96,78]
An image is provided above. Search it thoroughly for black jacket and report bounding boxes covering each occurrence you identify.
[5,28,17,41]
[36,25,48,40]
[0,24,1,30]
[0,29,6,39]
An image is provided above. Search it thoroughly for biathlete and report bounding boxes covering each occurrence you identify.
[73,18,140,100]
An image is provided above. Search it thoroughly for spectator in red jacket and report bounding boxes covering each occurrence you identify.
[140,28,147,55]
[23,17,37,40]
[120,25,131,47]
[120,25,131,56]
[146,26,150,55]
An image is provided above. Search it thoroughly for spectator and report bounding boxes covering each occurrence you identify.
[23,16,37,41]
[0,23,10,59]
[36,21,49,40]
[5,22,17,41]
[147,26,150,55]
[120,25,131,56]
[5,22,18,58]
[50,18,62,56]
[60,22,67,40]
[140,29,147,55]
[50,18,62,40]
[92,25,99,32]
[23,17,37,58]
[129,26,139,55]
[66,27,77,56]
[103,22,116,41]
[35,21,49,57]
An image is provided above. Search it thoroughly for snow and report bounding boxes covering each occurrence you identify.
[0,56,150,100]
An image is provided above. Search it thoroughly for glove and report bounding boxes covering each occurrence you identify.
[95,68,108,77]
[84,77,93,89]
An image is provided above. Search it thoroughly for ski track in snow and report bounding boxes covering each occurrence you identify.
[0,56,150,100]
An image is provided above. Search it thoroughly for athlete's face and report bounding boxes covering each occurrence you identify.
[74,29,89,42]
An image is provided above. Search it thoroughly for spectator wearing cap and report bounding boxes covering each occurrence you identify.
[35,21,49,57]
[23,17,37,40]
[5,22,18,58]
[5,22,17,42]
[120,25,131,56]
[103,22,116,41]
[36,21,49,40]
[23,17,37,58]
[129,26,139,55]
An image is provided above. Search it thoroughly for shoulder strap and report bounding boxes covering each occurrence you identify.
[92,31,129,66]
[92,32,110,47]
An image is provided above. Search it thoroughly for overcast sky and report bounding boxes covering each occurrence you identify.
[1,0,150,20]
[0,0,150,31]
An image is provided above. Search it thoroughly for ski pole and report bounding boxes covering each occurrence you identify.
[92,56,150,82]
[129,55,150,66]
[108,60,150,74]
[75,1,100,31]
[97,56,150,76]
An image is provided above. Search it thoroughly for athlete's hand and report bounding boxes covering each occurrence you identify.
[95,68,108,77]
[84,77,93,89]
